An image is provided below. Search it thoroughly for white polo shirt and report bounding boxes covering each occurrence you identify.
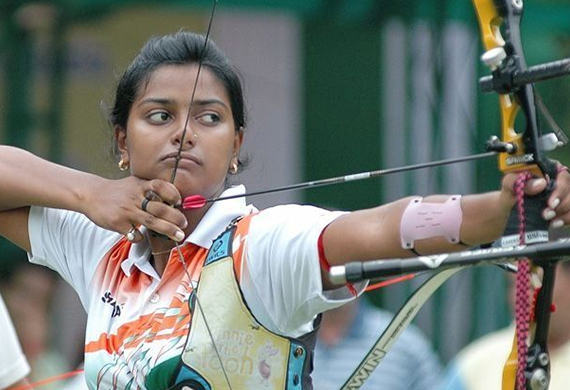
[28,185,364,389]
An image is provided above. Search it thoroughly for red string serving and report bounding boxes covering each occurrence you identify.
[514,172,532,390]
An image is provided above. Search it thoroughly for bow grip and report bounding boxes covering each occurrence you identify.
[498,181,557,249]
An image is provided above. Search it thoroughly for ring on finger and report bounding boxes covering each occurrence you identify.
[126,226,139,242]
[145,190,162,202]
[141,197,151,212]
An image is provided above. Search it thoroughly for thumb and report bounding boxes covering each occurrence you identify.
[524,177,548,196]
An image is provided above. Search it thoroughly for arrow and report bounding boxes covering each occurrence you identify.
[181,151,497,209]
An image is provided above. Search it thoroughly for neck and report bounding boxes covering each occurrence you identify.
[147,203,213,276]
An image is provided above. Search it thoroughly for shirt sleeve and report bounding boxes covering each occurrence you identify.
[27,206,121,307]
[241,204,367,337]
[0,294,30,389]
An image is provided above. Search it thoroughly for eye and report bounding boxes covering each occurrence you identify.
[147,111,171,124]
[197,113,221,125]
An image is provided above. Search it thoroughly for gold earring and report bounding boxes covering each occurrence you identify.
[229,161,238,174]
[118,158,129,171]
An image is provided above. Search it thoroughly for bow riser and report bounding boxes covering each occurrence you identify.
[472,0,556,178]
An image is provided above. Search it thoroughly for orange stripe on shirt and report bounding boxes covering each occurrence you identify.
[85,241,207,354]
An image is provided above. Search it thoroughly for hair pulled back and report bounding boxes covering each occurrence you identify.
[110,31,246,140]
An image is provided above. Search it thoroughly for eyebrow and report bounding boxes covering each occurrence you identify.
[137,97,229,110]
[192,99,229,109]
[138,98,173,106]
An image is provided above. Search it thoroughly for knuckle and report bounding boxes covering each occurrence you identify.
[143,214,156,226]
[152,205,168,219]
[148,180,166,195]
[109,214,123,228]
[175,214,187,228]
[148,180,180,204]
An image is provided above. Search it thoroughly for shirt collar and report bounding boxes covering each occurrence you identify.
[121,185,255,277]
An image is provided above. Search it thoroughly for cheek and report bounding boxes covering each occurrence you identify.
[126,127,162,154]
[209,132,238,159]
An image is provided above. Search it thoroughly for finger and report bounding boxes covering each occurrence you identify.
[544,195,570,219]
[523,177,547,195]
[550,218,566,229]
[144,190,162,203]
[135,210,186,242]
[548,168,570,210]
[141,197,151,212]
[142,200,188,230]
[147,180,182,207]
[125,225,144,243]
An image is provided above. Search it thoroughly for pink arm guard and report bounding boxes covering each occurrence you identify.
[400,195,463,249]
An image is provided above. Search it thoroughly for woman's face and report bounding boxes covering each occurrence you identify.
[117,64,242,199]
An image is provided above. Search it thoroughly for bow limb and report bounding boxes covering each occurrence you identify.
[339,267,466,390]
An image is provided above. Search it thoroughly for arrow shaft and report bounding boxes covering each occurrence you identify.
[204,151,497,204]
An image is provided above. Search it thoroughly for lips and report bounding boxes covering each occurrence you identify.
[162,152,202,166]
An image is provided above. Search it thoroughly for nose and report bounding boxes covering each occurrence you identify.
[172,119,197,149]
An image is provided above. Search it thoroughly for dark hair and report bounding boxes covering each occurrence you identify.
[109,31,246,166]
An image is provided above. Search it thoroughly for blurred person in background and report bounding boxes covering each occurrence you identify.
[313,297,442,389]
[0,249,70,390]
[439,228,570,390]
[0,292,30,390]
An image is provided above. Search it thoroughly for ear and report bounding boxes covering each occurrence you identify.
[115,125,129,159]
[233,126,244,156]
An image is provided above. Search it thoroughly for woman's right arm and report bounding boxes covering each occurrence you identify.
[0,146,105,212]
[0,145,185,251]
[0,146,108,251]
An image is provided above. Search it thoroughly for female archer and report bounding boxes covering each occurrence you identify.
[0,31,569,389]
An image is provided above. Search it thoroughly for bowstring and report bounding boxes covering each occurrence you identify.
[170,0,218,183]
[169,1,234,389]
[175,246,234,389]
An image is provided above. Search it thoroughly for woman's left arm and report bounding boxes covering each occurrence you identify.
[321,170,570,269]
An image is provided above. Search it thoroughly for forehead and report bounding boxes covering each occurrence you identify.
[138,64,229,103]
